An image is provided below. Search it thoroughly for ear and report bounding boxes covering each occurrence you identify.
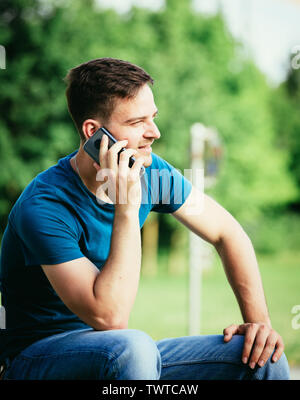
[81,119,101,141]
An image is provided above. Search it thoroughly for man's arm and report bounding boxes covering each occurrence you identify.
[42,138,145,331]
[172,186,284,368]
[42,207,141,331]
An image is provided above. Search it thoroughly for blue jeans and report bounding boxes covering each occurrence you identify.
[3,328,290,380]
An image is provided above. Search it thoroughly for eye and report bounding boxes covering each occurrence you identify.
[131,120,143,126]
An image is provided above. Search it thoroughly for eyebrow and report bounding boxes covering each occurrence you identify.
[124,109,158,124]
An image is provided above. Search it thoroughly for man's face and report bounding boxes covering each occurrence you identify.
[104,84,161,168]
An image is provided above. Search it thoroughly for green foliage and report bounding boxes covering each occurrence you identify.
[269,62,300,203]
[0,0,297,242]
[247,211,300,254]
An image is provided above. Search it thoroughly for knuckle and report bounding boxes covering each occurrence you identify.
[263,343,271,352]
[248,324,258,333]
[244,337,253,346]
[266,342,276,351]
[260,324,268,331]
[255,340,265,348]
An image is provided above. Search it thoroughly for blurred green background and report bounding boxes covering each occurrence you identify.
[0,0,299,365]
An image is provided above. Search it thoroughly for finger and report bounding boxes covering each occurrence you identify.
[223,324,238,342]
[130,155,146,177]
[257,332,278,368]
[107,140,128,170]
[271,337,284,363]
[248,326,270,369]
[118,148,138,171]
[241,324,259,365]
[117,150,139,201]
[99,134,109,168]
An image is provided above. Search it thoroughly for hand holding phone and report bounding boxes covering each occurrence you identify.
[83,127,145,176]
[83,127,146,209]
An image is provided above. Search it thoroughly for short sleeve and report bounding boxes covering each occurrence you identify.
[150,154,192,214]
[13,196,84,266]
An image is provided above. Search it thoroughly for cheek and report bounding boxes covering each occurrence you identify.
[125,129,143,149]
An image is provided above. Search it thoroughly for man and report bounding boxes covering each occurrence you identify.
[0,58,290,380]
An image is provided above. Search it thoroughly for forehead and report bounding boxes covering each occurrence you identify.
[111,84,156,121]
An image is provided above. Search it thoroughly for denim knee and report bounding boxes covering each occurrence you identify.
[253,352,290,380]
[111,329,161,380]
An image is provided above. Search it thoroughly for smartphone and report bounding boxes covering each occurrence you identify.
[83,127,145,175]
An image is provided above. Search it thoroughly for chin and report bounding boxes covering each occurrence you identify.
[143,154,152,168]
[136,151,152,168]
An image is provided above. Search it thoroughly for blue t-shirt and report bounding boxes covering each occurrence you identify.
[0,151,192,363]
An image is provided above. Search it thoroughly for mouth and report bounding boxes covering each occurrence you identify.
[138,142,153,153]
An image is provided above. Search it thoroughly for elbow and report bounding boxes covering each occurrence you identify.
[93,314,128,331]
[104,320,128,331]
[215,219,250,250]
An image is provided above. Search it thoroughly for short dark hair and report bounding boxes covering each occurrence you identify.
[64,58,154,141]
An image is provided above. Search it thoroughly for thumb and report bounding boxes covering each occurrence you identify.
[223,324,238,342]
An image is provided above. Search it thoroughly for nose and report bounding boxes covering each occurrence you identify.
[144,121,161,140]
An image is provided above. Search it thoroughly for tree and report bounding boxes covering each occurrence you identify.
[269,59,300,209]
[0,0,296,264]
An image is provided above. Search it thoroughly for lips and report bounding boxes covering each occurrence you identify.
[138,141,154,149]
[138,144,152,153]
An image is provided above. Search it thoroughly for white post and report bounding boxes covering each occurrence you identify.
[188,123,205,336]
[188,123,222,335]
[0,45,6,70]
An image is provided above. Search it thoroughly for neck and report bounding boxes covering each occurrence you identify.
[71,146,114,204]
[71,146,99,195]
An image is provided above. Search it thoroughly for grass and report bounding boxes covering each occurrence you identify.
[129,249,300,366]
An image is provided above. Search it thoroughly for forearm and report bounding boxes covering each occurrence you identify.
[93,208,141,329]
[215,223,271,327]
